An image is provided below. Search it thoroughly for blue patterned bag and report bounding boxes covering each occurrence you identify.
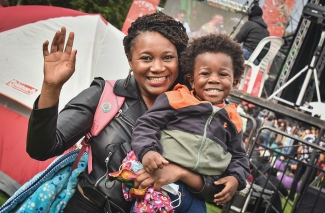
[0,149,88,213]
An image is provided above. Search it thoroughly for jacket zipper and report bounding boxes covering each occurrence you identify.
[94,110,134,187]
[115,109,134,129]
[193,103,226,171]
[95,151,112,187]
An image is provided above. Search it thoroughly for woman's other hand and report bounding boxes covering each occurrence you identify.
[134,164,203,192]
[213,176,239,205]
[39,27,77,108]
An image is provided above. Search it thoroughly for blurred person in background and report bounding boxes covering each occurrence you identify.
[198,14,226,36]
[175,9,191,34]
[234,5,270,65]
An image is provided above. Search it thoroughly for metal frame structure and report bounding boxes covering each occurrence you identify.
[225,89,325,213]
[271,0,320,102]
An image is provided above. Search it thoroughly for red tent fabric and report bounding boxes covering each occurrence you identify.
[0,5,99,33]
[0,105,56,185]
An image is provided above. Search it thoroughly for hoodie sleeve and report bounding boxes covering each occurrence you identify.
[131,93,175,162]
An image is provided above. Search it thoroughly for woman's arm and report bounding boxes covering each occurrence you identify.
[27,27,104,160]
[39,27,77,109]
[27,78,104,160]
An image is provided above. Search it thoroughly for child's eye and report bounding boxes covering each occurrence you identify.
[164,55,174,60]
[220,72,229,77]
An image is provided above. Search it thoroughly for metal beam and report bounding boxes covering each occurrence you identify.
[230,89,325,128]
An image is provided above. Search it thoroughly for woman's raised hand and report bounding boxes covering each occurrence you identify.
[38,27,77,109]
[42,27,77,88]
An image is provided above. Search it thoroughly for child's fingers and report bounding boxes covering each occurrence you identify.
[154,158,164,169]
[160,156,169,166]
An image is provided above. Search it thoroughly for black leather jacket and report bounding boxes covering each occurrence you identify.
[27,76,236,212]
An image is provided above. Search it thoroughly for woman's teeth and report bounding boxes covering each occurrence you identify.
[148,77,166,82]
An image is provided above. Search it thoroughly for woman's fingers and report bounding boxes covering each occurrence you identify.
[58,27,66,52]
[64,31,74,54]
[49,27,72,53]
[135,171,154,189]
[68,49,77,69]
[50,30,61,53]
[43,40,50,57]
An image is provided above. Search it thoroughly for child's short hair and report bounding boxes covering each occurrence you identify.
[180,33,245,81]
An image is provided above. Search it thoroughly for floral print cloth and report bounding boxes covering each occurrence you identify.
[108,150,175,213]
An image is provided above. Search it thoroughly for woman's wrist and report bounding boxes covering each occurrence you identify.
[38,82,62,108]
[177,166,204,191]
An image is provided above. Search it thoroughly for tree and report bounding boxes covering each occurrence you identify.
[8,0,133,30]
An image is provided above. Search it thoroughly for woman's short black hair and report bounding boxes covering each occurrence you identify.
[123,12,189,85]
[180,33,245,82]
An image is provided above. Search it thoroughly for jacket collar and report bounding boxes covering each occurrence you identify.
[114,75,140,99]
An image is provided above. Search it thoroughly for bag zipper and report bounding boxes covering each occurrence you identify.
[95,151,112,187]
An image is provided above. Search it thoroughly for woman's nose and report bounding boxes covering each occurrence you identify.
[150,60,165,72]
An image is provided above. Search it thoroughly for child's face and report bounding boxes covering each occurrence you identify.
[188,52,238,105]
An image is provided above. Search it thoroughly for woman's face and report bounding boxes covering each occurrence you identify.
[127,32,179,101]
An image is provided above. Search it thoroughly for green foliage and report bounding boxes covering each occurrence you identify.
[7,0,133,30]
[0,190,9,207]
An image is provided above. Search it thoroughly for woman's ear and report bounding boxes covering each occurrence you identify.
[126,54,132,69]
[187,74,195,89]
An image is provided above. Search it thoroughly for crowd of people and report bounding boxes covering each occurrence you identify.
[239,103,325,212]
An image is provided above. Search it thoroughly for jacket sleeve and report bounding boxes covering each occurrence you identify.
[131,93,174,162]
[234,22,250,44]
[225,129,250,190]
[188,174,226,202]
[26,78,105,160]
[188,131,249,202]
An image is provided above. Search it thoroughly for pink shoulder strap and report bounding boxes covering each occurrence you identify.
[72,80,125,173]
[90,80,125,136]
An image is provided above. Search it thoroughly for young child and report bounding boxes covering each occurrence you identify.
[112,34,250,212]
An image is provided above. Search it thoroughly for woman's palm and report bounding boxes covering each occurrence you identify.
[42,27,76,87]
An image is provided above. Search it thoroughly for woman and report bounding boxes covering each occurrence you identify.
[26,13,239,213]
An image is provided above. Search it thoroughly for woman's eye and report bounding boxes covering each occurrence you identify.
[141,56,152,61]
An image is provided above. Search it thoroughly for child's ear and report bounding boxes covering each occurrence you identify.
[233,78,240,89]
[187,74,195,89]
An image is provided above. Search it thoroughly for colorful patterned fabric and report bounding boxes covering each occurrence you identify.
[108,151,175,213]
[0,149,88,213]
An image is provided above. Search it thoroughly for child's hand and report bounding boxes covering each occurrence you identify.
[213,176,239,205]
[142,151,169,173]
